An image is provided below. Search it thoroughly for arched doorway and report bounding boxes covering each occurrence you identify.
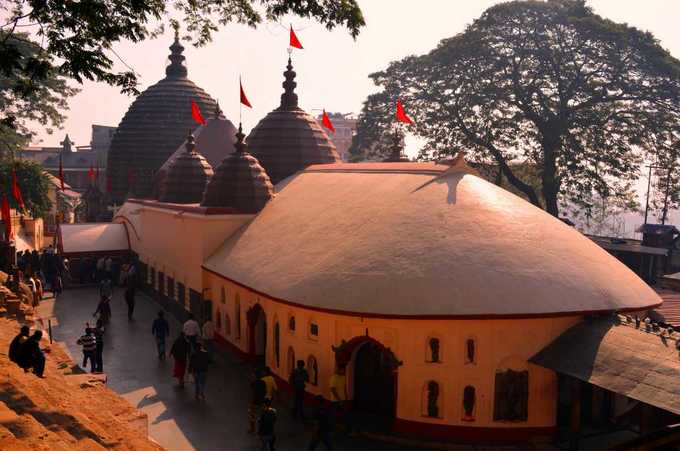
[246,304,267,362]
[332,336,401,430]
[353,341,397,417]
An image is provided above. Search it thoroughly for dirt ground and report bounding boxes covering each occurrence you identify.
[0,317,162,451]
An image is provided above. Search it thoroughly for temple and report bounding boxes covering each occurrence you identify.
[67,53,677,445]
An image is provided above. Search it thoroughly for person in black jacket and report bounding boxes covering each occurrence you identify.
[258,397,277,451]
[190,342,210,401]
[9,326,30,364]
[19,330,45,377]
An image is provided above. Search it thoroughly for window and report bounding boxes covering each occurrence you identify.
[427,337,441,363]
[493,370,528,422]
[309,322,319,338]
[465,339,476,364]
[167,277,175,299]
[221,286,226,304]
[287,347,296,376]
[274,322,280,368]
[225,314,231,336]
[424,381,440,418]
[177,283,186,306]
[462,386,476,421]
[235,294,241,339]
[158,272,165,295]
[307,356,319,386]
[288,315,296,332]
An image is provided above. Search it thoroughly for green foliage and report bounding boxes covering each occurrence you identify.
[0,31,78,159]
[0,160,51,218]
[1,0,365,96]
[351,0,680,217]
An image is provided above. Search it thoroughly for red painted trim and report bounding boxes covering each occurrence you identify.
[392,418,557,443]
[202,266,661,320]
[126,198,244,215]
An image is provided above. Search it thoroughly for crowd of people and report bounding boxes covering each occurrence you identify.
[15,245,68,305]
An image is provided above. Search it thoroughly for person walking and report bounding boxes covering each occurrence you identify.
[190,341,210,401]
[290,360,309,420]
[248,369,267,435]
[76,327,97,372]
[170,332,189,387]
[151,311,170,360]
[261,366,278,402]
[9,325,30,364]
[93,295,111,324]
[19,330,46,378]
[258,397,277,451]
[93,322,105,373]
[99,277,113,301]
[124,286,135,321]
[104,256,113,282]
[307,395,334,451]
[201,318,215,363]
[183,314,200,353]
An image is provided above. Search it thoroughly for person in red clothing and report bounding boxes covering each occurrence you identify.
[170,332,189,387]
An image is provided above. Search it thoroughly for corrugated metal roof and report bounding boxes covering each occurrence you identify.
[530,317,680,415]
[654,288,680,327]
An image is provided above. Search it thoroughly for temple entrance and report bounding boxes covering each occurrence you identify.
[352,341,396,418]
[332,335,401,433]
[246,304,267,363]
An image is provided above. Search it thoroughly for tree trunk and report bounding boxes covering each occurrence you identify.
[541,136,561,217]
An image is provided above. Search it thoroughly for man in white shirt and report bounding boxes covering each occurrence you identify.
[202,319,215,363]
[183,313,200,352]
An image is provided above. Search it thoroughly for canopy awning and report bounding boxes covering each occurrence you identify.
[530,317,680,415]
[57,223,129,256]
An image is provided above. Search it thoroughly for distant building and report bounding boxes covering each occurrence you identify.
[315,112,357,161]
[18,125,116,193]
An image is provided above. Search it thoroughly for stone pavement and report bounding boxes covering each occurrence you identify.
[37,286,427,451]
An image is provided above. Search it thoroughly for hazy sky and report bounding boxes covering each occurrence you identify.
[31,0,680,154]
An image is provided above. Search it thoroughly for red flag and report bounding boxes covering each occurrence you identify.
[88,165,95,184]
[321,110,335,134]
[289,25,303,49]
[191,100,206,125]
[1,195,12,240]
[58,153,65,190]
[240,79,252,108]
[11,170,25,211]
[106,175,112,194]
[396,99,413,124]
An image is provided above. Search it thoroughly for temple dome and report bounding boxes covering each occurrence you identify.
[204,160,661,317]
[153,104,237,198]
[246,58,340,185]
[106,32,222,203]
[158,132,214,204]
[201,124,274,213]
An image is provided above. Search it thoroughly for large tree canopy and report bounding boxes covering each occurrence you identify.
[350,0,680,218]
[0,31,78,159]
[0,160,51,219]
[1,0,364,95]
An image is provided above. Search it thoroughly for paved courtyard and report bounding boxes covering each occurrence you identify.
[37,286,424,451]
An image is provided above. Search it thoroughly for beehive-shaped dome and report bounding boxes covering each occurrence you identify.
[246,58,340,185]
[152,103,237,198]
[201,124,274,213]
[158,132,214,203]
[106,32,222,203]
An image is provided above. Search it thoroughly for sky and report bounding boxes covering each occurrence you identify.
[31,0,680,159]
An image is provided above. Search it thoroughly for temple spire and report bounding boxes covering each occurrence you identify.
[235,123,247,154]
[214,100,222,119]
[279,57,299,111]
[184,131,196,154]
[166,28,187,78]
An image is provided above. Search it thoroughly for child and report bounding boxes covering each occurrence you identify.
[76,326,96,372]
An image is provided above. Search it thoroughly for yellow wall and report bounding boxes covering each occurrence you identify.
[115,202,253,296]
[203,271,580,430]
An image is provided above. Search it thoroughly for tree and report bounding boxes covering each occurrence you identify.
[1,1,364,96]
[0,160,52,219]
[350,0,680,217]
[0,31,78,159]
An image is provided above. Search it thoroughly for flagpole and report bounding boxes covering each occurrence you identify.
[239,75,242,125]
